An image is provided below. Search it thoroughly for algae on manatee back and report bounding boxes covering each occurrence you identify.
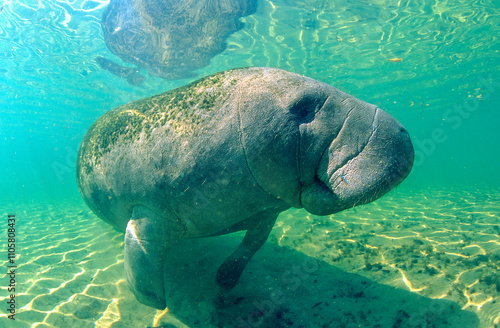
[78,70,241,174]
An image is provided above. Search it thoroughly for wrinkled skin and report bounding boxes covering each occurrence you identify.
[77,67,414,309]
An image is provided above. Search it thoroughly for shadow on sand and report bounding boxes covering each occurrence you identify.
[154,233,479,328]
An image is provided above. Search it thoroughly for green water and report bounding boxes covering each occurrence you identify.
[0,0,499,327]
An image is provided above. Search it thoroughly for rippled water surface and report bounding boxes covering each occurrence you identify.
[0,0,499,327]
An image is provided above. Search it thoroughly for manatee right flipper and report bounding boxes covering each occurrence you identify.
[216,208,279,290]
[124,205,183,309]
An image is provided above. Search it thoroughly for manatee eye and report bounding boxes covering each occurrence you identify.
[289,95,321,124]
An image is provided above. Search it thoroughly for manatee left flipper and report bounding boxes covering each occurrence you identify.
[95,56,145,86]
[124,205,183,309]
[216,209,279,290]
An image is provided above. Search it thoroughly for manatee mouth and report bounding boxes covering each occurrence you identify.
[301,108,414,216]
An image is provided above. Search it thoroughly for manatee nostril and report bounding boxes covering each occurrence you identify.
[290,94,328,124]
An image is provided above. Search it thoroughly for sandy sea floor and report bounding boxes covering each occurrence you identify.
[1,185,499,328]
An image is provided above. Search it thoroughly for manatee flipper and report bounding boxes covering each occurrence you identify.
[124,205,182,309]
[216,209,278,290]
[95,56,145,86]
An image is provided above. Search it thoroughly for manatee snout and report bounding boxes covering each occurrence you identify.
[301,106,414,215]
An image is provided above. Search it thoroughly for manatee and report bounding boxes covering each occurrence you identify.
[76,67,414,309]
[100,0,258,80]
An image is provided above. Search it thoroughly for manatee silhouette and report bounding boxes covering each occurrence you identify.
[100,0,257,80]
[77,67,414,309]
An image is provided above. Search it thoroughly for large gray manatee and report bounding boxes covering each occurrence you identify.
[77,67,414,309]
